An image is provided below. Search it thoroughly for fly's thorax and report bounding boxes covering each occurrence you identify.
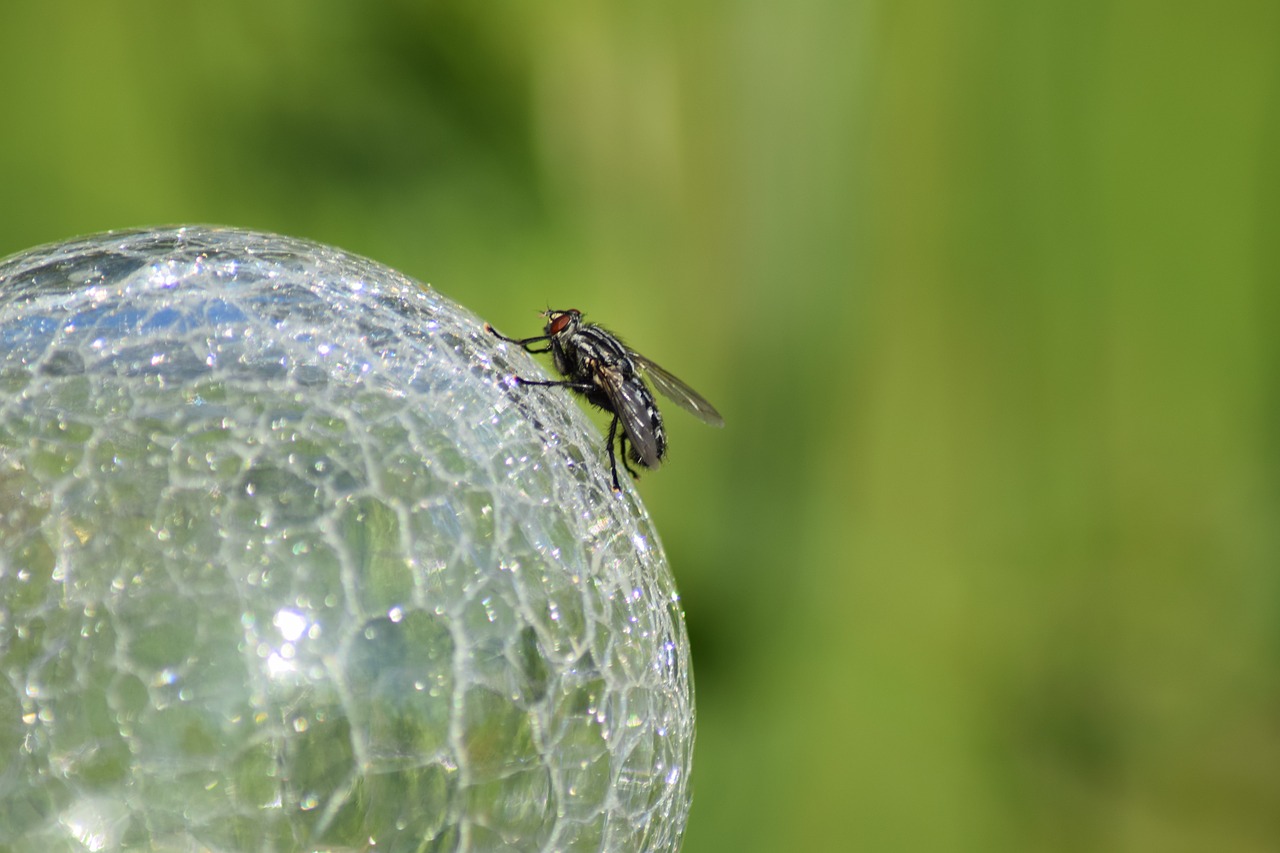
[574,324,631,369]
[549,323,623,381]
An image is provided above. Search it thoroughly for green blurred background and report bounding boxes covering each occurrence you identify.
[3,2,1278,850]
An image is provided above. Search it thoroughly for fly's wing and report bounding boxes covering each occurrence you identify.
[597,364,664,469]
[629,352,725,428]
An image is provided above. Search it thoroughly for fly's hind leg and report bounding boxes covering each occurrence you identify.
[608,417,641,492]
[617,430,641,481]
[605,415,623,491]
[606,415,642,492]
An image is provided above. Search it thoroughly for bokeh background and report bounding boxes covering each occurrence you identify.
[2,2,1278,851]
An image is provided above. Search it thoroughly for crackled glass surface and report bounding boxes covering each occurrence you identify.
[0,227,694,852]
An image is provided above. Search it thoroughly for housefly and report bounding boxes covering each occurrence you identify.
[484,309,723,491]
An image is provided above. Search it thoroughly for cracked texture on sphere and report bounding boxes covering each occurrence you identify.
[0,227,694,852]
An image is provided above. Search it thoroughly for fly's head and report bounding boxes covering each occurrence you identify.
[542,308,582,343]
[542,309,583,377]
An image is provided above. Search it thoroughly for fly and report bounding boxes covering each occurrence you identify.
[485,308,724,491]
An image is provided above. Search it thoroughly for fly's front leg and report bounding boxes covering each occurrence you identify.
[483,323,552,353]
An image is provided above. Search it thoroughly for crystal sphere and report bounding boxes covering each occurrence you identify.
[0,227,694,852]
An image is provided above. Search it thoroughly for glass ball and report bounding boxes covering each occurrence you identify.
[0,227,694,852]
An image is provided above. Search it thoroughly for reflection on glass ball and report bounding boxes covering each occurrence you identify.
[0,227,693,851]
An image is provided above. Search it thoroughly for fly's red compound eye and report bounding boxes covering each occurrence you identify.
[548,310,578,336]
